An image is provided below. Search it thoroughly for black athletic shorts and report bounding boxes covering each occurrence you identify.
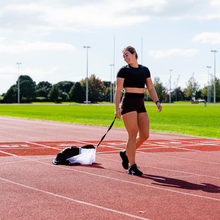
[121,93,146,115]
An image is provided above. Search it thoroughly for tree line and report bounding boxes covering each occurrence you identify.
[1,74,111,103]
[1,74,220,103]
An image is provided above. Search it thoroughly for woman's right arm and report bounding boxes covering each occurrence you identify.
[114,77,124,119]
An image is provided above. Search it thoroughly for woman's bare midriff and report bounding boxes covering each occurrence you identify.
[124,87,145,94]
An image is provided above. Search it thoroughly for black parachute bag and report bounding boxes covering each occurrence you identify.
[52,117,116,165]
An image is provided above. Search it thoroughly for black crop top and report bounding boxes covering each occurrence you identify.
[116,64,151,88]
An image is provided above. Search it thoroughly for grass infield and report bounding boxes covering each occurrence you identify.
[0,103,219,139]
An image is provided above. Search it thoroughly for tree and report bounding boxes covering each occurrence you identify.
[81,74,105,103]
[171,87,185,101]
[104,86,111,102]
[210,77,220,102]
[201,86,208,100]
[184,76,200,100]
[195,90,202,100]
[153,77,166,101]
[103,81,111,102]
[37,89,48,97]
[36,81,52,97]
[69,82,84,103]
[60,92,70,101]
[48,85,60,102]
[56,81,74,94]
[17,75,37,102]
[3,85,17,103]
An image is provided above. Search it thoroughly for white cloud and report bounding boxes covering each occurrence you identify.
[0,66,56,81]
[1,0,219,32]
[211,0,220,7]
[0,66,17,80]
[0,41,75,53]
[192,32,220,45]
[148,48,199,58]
[0,1,153,31]
[0,37,6,42]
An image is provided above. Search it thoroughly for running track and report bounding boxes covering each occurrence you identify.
[0,116,220,220]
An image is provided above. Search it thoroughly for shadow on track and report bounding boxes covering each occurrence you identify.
[140,174,220,193]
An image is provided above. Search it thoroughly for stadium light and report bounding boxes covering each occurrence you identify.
[16,63,22,104]
[113,37,115,103]
[211,50,217,104]
[169,69,173,104]
[110,64,114,103]
[141,37,143,65]
[83,46,90,103]
[206,66,211,104]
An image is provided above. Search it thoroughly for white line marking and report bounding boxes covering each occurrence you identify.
[0,144,20,148]
[144,165,220,180]
[12,148,219,203]
[1,144,220,203]
[28,141,220,166]
[0,150,19,156]
[100,155,220,180]
[25,141,62,150]
[168,175,201,179]
[97,150,120,154]
[45,163,220,202]
[0,177,150,220]
[137,151,220,165]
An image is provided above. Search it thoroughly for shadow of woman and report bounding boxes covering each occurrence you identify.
[140,174,220,193]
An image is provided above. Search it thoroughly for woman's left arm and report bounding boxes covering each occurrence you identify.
[146,77,162,112]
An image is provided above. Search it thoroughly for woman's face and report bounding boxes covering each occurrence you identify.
[123,50,136,65]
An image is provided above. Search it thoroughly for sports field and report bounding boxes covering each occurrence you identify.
[0,103,219,139]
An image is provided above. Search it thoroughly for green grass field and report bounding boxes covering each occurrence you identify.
[0,104,219,139]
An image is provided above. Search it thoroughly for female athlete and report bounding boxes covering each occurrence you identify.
[114,46,162,176]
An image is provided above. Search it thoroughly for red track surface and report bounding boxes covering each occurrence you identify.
[0,116,220,220]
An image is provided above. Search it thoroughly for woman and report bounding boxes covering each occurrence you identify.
[114,46,162,176]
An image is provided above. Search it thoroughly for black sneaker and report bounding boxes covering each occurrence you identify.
[120,150,129,170]
[128,164,143,176]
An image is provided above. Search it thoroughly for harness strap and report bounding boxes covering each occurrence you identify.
[96,116,116,148]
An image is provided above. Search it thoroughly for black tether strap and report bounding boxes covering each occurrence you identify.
[96,116,116,148]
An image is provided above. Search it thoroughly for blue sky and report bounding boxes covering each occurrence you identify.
[0,0,219,94]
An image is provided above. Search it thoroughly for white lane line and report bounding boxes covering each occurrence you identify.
[59,167,220,201]
[100,155,220,180]
[0,150,18,156]
[160,175,201,179]
[2,139,220,166]
[137,151,220,165]
[1,148,220,202]
[39,161,220,202]
[25,141,62,150]
[97,150,120,154]
[98,143,220,165]
[0,177,150,220]
[145,165,220,180]
[2,141,220,178]
[100,143,220,165]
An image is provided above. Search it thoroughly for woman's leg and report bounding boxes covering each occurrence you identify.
[136,112,150,149]
[122,111,138,166]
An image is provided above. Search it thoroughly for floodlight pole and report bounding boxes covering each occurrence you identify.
[206,66,211,104]
[16,63,22,104]
[110,64,114,103]
[141,37,143,65]
[83,46,90,103]
[113,36,115,103]
[169,69,173,104]
[211,50,217,104]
